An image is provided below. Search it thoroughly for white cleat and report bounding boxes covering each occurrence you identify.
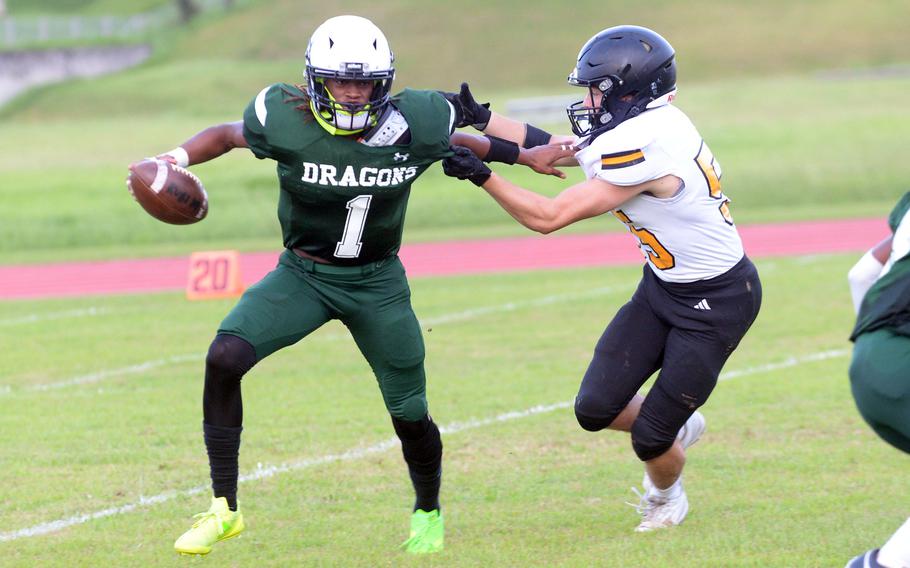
[632,486,689,532]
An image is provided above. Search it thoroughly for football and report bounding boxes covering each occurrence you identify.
[126,159,208,225]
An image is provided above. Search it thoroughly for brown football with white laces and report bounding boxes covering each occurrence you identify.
[126,159,208,225]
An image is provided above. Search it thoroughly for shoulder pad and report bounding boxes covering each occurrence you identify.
[584,113,669,186]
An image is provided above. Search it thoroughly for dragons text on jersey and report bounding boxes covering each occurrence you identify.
[242,84,453,265]
[300,162,419,188]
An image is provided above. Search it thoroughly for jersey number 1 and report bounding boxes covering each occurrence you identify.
[335,195,372,258]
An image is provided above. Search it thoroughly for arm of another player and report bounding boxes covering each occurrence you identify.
[450,132,575,178]
[847,236,892,313]
[130,121,249,170]
[445,82,577,155]
[443,146,646,234]
[480,172,640,234]
[485,112,576,148]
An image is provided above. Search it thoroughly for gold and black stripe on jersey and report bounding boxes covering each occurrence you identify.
[601,149,645,170]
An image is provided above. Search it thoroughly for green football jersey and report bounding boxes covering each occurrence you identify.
[242,84,453,265]
[851,191,910,340]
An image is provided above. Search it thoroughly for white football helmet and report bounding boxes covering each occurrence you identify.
[304,15,395,135]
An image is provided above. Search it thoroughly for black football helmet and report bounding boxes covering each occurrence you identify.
[566,25,677,138]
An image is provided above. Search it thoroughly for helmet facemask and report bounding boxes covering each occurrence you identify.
[566,71,673,138]
[305,66,395,134]
[566,74,626,138]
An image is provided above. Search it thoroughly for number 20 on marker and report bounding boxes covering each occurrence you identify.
[186,250,245,300]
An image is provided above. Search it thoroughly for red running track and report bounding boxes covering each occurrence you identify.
[0,218,888,300]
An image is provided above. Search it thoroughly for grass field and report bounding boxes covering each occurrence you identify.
[2,1,909,566]
[2,73,909,265]
[0,254,902,567]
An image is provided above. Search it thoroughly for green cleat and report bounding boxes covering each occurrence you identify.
[174,497,245,556]
[401,509,444,554]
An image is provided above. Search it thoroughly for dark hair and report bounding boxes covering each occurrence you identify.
[280,84,315,121]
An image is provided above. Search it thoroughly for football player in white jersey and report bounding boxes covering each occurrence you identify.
[443,25,762,531]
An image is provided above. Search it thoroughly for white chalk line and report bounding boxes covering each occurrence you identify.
[1,286,628,394]
[28,354,205,392]
[0,348,849,543]
[718,348,849,380]
[418,285,628,326]
[0,306,111,327]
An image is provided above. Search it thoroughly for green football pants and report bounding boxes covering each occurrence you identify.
[849,328,910,454]
[218,249,428,421]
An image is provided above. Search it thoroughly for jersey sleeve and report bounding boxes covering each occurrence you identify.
[586,122,669,186]
[242,84,280,160]
[392,89,455,161]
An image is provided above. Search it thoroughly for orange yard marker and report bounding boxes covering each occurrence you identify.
[186,250,245,300]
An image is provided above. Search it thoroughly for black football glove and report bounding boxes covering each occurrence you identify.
[441,82,492,130]
[443,146,492,187]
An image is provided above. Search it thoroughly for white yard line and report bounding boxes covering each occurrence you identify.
[0,348,849,543]
[2,286,628,394]
[28,354,204,391]
[418,285,628,326]
[718,349,850,381]
[0,306,110,326]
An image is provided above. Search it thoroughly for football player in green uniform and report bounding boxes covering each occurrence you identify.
[845,191,910,568]
[130,14,572,557]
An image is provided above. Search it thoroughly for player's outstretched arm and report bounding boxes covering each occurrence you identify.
[444,83,576,149]
[442,146,641,234]
[449,132,574,178]
[131,121,249,170]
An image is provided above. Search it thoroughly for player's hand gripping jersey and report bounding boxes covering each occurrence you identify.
[574,103,744,283]
[242,84,454,266]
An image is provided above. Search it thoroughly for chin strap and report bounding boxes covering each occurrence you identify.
[586,100,642,140]
[309,82,377,135]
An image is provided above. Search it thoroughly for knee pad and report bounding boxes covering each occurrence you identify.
[206,334,257,379]
[388,392,429,423]
[630,417,676,462]
[392,415,442,475]
[574,394,621,432]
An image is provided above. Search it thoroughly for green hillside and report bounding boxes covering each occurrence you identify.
[7,0,910,118]
[172,0,910,89]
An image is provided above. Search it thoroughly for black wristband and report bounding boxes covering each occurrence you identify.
[523,124,553,148]
[483,136,520,165]
[466,169,491,186]
[472,105,492,131]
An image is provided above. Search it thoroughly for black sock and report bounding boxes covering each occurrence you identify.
[392,415,443,512]
[203,422,243,511]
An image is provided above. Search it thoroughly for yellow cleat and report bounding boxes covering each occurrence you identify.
[174,497,244,556]
[401,509,444,554]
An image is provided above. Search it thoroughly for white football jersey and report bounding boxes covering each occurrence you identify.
[574,103,744,283]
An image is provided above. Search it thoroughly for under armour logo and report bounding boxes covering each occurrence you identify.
[693,299,711,310]
[393,152,409,162]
